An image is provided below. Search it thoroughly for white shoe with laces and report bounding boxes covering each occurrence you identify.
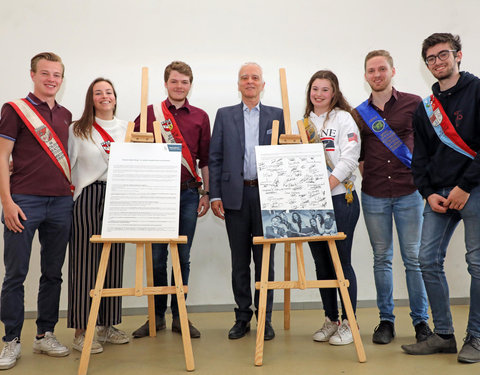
[96,326,130,344]
[33,332,70,356]
[329,319,354,346]
[313,317,340,342]
[0,338,21,370]
[72,333,103,354]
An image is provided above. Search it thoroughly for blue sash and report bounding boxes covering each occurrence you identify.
[422,96,475,159]
[356,100,412,168]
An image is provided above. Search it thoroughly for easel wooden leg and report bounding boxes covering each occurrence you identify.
[284,243,291,330]
[327,240,366,363]
[145,242,156,337]
[295,242,306,289]
[78,243,112,375]
[255,244,271,366]
[170,243,195,371]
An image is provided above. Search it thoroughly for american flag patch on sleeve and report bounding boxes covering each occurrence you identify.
[347,132,358,142]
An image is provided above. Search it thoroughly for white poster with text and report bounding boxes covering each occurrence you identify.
[101,143,181,239]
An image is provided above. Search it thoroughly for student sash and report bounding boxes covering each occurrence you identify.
[92,121,115,154]
[356,100,412,168]
[8,98,74,194]
[153,101,201,182]
[422,95,476,159]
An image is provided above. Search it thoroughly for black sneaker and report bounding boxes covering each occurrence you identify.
[458,334,480,363]
[414,321,433,342]
[372,321,395,344]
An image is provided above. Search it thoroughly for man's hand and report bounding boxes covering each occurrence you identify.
[211,200,225,220]
[2,200,26,232]
[444,186,470,211]
[427,193,448,214]
[197,195,210,217]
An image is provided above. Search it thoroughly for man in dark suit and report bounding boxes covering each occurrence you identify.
[209,62,284,341]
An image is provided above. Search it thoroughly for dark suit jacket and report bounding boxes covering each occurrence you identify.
[209,102,284,210]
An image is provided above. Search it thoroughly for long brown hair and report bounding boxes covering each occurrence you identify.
[304,70,352,123]
[73,78,117,139]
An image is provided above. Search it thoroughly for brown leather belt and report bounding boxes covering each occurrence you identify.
[244,179,258,187]
[181,180,202,191]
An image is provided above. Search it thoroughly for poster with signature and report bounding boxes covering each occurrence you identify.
[255,143,337,238]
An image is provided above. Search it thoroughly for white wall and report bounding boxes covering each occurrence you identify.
[0,0,476,313]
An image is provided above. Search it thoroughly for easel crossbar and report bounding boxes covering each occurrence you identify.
[254,280,349,290]
[89,285,189,298]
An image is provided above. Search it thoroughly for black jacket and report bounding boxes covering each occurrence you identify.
[412,72,480,198]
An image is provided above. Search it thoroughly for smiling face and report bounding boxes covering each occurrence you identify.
[365,56,395,92]
[165,70,191,106]
[30,59,64,102]
[92,81,116,119]
[425,42,462,81]
[310,78,334,115]
[238,64,265,103]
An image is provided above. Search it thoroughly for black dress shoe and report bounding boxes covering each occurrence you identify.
[264,321,275,341]
[132,317,166,338]
[172,317,201,338]
[228,321,250,339]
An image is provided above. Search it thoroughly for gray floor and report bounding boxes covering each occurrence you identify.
[2,305,476,375]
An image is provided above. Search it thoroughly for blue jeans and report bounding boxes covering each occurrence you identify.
[309,191,359,321]
[152,188,199,318]
[419,186,480,337]
[362,191,429,326]
[1,194,73,341]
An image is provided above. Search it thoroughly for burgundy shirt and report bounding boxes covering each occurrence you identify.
[0,93,72,196]
[354,88,421,198]
[134,98,210,183]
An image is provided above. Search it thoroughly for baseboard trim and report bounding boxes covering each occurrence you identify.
[25,297,470,319]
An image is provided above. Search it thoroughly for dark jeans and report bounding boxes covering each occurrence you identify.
[225,186,274,322]
[309,191,359,322]
[1,194,73,341]
[152,188,199,318]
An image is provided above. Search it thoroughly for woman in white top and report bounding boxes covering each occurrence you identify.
[303,70,361,346]
[68,78,128,353]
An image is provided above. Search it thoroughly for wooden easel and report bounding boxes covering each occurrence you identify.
[252,68,366,366]
[78,68,195,375]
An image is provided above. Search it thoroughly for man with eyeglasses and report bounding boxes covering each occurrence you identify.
[401,33,480,364]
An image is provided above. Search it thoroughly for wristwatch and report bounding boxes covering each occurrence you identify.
[199,189,209,197]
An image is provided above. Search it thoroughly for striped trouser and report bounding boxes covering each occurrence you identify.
[67,181,125,329]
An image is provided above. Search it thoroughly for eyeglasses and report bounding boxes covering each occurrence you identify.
[425,50,457,66]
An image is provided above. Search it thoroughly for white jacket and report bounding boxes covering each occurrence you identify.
[309,109,361,196]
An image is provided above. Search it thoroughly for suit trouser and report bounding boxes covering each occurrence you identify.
[1,194,73,341]
[225,186,274,322]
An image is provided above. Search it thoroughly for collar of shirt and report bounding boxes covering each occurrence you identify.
[165,97,191,113]
[367,87,398,110]
[27,92,62,110]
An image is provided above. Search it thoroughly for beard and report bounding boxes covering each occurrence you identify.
[431,64,457,81]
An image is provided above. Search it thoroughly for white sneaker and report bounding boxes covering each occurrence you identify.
[313,317,340,342]
[72,333,103,354]
[96,326,130,344]
[33,332,70,357]
[0,338,21,370]
[329,319,354,346]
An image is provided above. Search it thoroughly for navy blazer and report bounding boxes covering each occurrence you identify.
[209,102,285,210]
